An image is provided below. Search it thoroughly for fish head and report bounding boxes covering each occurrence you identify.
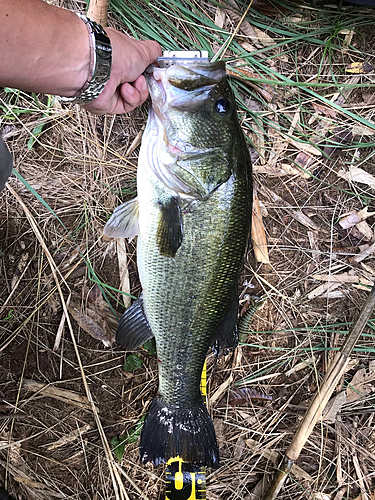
[143,61,242,200]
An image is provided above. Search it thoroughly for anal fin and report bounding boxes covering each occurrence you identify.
[210,294,239,354]
[116,295,154,349]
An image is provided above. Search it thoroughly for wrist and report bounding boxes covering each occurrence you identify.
[60,13,112,104]
[64,12,92,97]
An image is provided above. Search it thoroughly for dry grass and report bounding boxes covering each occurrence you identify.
[1,1,375,499]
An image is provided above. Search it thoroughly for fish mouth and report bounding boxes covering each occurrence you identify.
[144,62,230,200]
[145,62,227,158]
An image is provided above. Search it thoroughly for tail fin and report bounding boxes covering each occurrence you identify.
[140,396,219,468]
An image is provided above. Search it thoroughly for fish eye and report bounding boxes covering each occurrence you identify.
[215,98,231,116]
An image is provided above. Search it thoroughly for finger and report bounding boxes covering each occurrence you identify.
[133,75,149,101]
[111,81,147,114]
[139,40,163,65]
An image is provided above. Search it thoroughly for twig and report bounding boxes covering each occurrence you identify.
[263,283,375,500]
[22,379,94,411]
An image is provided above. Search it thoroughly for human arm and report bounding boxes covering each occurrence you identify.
[0,0,162,114]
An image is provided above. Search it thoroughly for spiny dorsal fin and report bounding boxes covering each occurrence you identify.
[156,197,183,258]
[104,198,139,239]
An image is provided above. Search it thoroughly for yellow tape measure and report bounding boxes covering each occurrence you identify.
[165,361,207,500]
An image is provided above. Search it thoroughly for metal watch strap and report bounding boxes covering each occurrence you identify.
[59,13,112,105]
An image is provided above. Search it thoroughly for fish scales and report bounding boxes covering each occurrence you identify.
[138,165,249,405]
[104,59,252,468]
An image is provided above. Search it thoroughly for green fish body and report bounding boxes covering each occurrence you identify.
[104,60,252,468]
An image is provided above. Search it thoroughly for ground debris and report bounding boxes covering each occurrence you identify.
[22,379,95,411]
[1,3,375,500]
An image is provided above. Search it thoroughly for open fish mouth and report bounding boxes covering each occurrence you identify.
[145,60,226,118]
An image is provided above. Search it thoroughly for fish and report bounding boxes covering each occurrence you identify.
[104,58,252,468]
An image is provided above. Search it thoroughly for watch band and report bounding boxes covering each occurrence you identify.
[59,13,112,105]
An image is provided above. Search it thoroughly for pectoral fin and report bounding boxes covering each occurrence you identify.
[210,294,239,354]
[104,198,139,239]
[116,295,154,349]
[156,197,183,258]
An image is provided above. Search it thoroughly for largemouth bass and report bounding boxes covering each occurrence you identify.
[104,58,252,468]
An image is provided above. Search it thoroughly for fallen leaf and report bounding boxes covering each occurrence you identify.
[252,190,270,263]
[313,493,332,500]
[361,262,375,276]
[239,40,259,57]
[267,104,287,166]
[250,476,270,500]
[46,424,92,450]
[339,211,362,229]
[11,253,29,291]
[308,231,320,264]
[290,138,322,156]
[337,166,375,190]
[228,67,277,102]
[294,151,315,171]
[323,127,352,159]
[68,305,114,347]
[347,361,375,403]
[311,102,337,119]
[285,355,318,377]
[281,163,310,178]
[253,162,310,179]
[226,388,272,406]
[358,207,375,220]
[312,273,373,286]
[214,419,228,456]
[211,374,234,404]
[292,210,319,230]
[352,124,375,137]
[307,282,342,300]
[320,391,346,423]
[22,379,93,410]
[214,5,226,28]
[350,242,375,264]
[356,220,373,241]
[346,61,374,74]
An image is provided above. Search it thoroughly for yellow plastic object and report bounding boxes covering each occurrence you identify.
[200,360,207,405]
[165,456,206,500]
[165,361,207,500]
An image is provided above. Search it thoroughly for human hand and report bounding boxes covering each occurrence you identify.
[83,28,162,115]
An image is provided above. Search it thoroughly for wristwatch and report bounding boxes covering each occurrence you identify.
[59,13,112,105]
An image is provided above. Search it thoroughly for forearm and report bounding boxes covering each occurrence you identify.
[0,0,89,97]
